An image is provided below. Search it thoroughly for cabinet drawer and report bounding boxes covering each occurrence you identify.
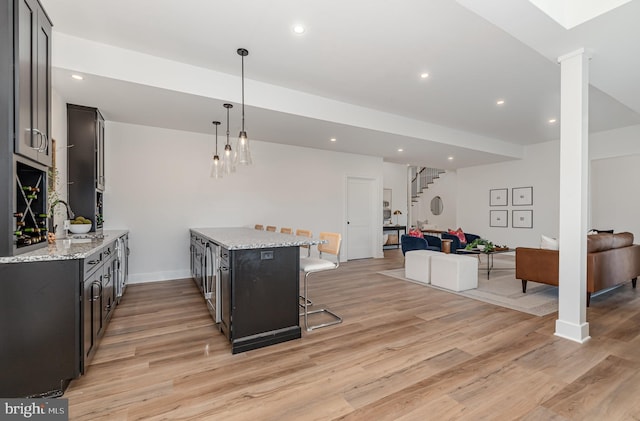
[84,249,104,276]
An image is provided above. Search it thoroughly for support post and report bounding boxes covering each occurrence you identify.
[555,48,591,343]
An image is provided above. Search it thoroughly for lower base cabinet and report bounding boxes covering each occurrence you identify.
[0,234,127,398]
[0,260,80,398]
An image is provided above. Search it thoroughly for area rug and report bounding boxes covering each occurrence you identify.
[378,255,558,316]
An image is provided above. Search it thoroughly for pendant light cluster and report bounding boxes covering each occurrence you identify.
[210,48,252,179]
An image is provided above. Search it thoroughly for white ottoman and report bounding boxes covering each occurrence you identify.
[430,254,478,291]
[405,250,441,284]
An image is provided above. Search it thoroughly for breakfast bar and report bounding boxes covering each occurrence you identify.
[189,227,322,353]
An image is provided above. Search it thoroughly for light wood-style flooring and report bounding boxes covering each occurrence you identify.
[65,249,640,420]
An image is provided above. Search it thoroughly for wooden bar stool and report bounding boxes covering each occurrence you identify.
[280,227,293,234]
[266,225,276,232]
[254,224,264,230]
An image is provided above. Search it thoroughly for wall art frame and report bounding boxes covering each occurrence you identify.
[512,186,533,206]
[489,188,508,206]
[512,209,533,228]
[490,210,508,227]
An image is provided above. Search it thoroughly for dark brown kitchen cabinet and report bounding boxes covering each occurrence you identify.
[14,0,53,167]
[68,104,106,232]
[0,233,129,397]
[0,0,52,258]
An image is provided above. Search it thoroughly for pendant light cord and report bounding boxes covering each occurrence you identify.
[241,54,245,132]
[226,106,230,144]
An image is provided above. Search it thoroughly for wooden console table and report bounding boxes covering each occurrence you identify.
[383,225,406,249]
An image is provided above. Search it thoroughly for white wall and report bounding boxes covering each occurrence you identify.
[382,163,408,226]
[411,171,457,231]
[457,141,560,248]
[590,124,640,160]
[50,90,68,238]
[590,124,640,241]
[103,122,384,283]
[591,154,640,239]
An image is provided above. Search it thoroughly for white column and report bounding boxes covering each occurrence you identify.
[555,48,591,343]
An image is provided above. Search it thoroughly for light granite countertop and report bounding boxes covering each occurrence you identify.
[190,227,324,250]
[0,230,129,264]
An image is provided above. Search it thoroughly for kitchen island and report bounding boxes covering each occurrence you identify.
[190,227,322,353]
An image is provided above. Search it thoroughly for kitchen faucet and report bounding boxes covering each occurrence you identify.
[54,200,75,220]
[49,200,75,233]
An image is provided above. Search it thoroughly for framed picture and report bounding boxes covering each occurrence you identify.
[512,210,533,228]
[512,186,533,206]
[489,188,508,206]
[490,210,508,227]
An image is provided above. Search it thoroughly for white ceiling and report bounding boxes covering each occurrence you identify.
[41,0,640,169]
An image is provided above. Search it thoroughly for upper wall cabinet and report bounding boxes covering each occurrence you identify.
[14,0,53,167]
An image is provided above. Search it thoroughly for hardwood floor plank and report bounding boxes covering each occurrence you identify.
[542,354,640,419]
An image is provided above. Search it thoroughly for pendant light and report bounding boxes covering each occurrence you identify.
[222,103,235,174]
[210,121,223,179]
[235,48,252,166]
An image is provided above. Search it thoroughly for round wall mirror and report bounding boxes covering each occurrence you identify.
[430,196,444,215]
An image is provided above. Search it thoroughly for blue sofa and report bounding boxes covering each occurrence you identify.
[400,234,441,255]
[441,231,480,251]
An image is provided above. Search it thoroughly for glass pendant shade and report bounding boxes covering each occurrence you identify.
[210,155,223,179]
[235,131,251,166]
[222,144,235,174]
[222,103,235,174]
[210,120,223,179]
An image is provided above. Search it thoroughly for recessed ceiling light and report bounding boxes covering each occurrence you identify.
[292,24,306,34]
[548,118,557,124]
[448,156,454,160]
[397,148,404,152]
[496,99,505,105]
[420,72,429,79]
[330,138,336,142]
[71,74,84,80]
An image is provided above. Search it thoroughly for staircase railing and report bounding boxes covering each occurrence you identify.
[411,167,445,202]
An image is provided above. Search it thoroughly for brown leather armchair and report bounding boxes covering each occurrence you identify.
[516,232,640,306]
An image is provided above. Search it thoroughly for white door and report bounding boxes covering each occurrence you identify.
[347,177,374,260]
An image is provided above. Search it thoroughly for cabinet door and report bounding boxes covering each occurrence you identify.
[34,5,51,166]
[82,270,102,372]
[15,0,38,163]
[82,277,95,371]
[102,257,114,323]
[96,112,105,190]
[219,251,231,339]
[14,0,51,166]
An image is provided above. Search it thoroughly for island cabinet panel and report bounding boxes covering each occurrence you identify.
[221,246,302,353]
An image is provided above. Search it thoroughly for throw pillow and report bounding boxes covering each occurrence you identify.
[448,228,466,245]
[408,228,424,238]
[540,234,559,250]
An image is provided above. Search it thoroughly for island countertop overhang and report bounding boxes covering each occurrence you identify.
[190,227,323,250]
